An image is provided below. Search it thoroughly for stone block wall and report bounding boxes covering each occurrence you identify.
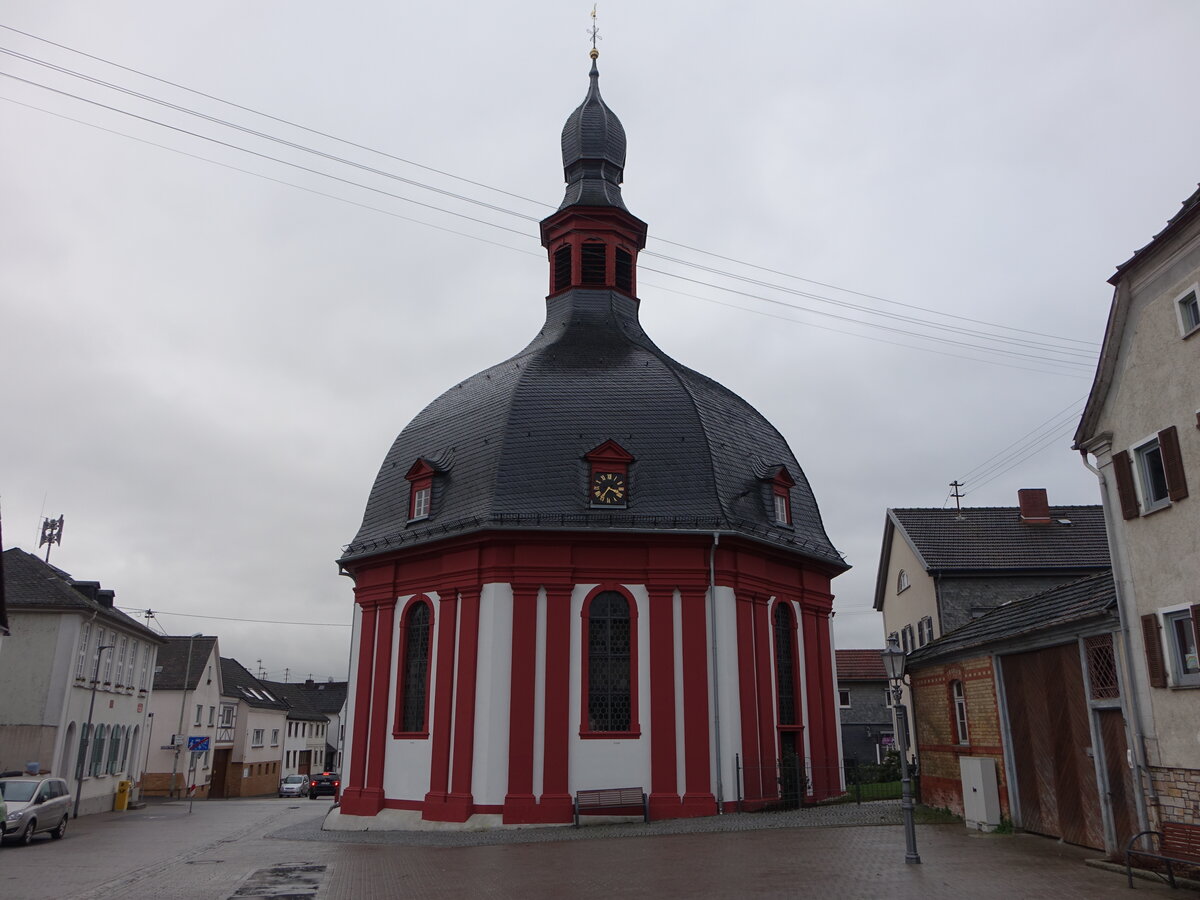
[1151,766,1200,827]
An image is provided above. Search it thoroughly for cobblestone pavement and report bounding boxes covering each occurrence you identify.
[0,797,1190,899]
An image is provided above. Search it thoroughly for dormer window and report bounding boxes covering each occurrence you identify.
[585,439,634,509]
[405,459,436,522]
[767,466,795,526]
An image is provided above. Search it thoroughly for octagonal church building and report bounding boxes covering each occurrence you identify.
[334,54,848,828]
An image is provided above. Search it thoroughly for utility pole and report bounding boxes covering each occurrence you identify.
[39,514,64,562]
[949,481,965,519]
[171,633,202,799]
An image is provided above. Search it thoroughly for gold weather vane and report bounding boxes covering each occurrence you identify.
[588,4,602,59]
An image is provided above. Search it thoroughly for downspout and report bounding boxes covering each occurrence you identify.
[709,531,724,812]
[1079,449,1155,833]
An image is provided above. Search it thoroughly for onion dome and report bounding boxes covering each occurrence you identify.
[558,58,628,210]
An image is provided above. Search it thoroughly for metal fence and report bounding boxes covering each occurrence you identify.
[734,755,913,810]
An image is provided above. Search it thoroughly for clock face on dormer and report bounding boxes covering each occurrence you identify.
[591,471,627,506]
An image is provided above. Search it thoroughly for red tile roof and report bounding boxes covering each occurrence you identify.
[836,649,887,680]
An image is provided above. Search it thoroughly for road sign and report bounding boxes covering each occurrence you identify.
[187,736,210,752]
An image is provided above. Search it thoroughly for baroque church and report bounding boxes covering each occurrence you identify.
[335,52,848,827]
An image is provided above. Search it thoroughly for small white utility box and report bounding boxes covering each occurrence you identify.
[959,756,1001,832]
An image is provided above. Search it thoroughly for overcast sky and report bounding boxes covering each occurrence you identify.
[2,1,1198,681]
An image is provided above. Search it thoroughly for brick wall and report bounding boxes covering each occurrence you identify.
[910,653,1009,819]
[141,771,210,798]
[1151,766,1200,827]
[220,759,281,798]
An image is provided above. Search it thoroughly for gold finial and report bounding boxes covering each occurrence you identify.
[588,4,601,58]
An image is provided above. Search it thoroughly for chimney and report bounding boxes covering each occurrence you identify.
[305,678,315,688]
[1018,488,1052,524]
[72,581,101,602]
[96,589,115,609]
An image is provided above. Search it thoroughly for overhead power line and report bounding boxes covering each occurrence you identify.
[119,606,351,628]
[0,31,1101,374]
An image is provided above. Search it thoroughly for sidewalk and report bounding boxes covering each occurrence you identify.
[0,798,1189,899]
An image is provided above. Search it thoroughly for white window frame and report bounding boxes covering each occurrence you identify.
[1162,607,1200,687]
[838,689,851,708]
[208,706,216,726]
[918,616,934,646]
[271,728,280,746]
[897,569,910,593]
[1175,284,1200,336]
[194,704,203,726]
[773,493,789,525]
[220,705,235,727]
[412,487,431,520]
[76,621,92,680]
[127,640,139,688]
[252,728,265,748]
[952,680,969,745]
[1132,433,1172,513]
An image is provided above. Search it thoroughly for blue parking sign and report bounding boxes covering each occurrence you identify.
[187,736,210,752]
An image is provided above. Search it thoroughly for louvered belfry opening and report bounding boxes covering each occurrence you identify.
[581,241,607,285]
[553,246,572,292]
[616,247,633,293]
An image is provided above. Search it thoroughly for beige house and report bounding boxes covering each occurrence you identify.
[216,657,287,796]
[1074,184,1200,831]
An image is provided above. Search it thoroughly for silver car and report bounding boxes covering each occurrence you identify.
[0,776,71,845]
[278,774,307,798]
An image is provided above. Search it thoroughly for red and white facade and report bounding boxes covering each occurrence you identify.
[335,531,842,826]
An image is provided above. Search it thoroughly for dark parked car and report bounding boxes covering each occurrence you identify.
[308,772,340,800]
[1,776,71,845]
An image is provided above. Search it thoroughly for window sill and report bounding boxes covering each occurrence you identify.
[1140,501,1174,518]
[1168,681,1200,690]
[580,730,641,740]
[392,731,430,740]
[407,514,430,524]
[1182,324,1200,341]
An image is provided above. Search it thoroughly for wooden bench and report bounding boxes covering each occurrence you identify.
[1126,822,1200,888]
[573,787,649,827]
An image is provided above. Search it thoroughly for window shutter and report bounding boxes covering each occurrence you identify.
[1113,450,1140,519]
[1141,613,1167,688]
[1158,426,1189,502]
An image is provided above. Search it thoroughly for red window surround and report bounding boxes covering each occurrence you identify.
[392,595,434,738]
[405,459,435,521]
[579,583,641,739]
[771,467,795,525]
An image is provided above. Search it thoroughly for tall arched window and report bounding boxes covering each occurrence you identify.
[773,603,798,727]
[107,725,123,774]
[75,723,90,779]
[582,589,638,735]
[394,599,432,735]
[951,680,969,745]
[90,724,107,776]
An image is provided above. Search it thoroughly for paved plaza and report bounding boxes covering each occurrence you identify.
[0,797,1191,899]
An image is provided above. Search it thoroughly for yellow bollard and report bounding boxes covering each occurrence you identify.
[113,779,132,811]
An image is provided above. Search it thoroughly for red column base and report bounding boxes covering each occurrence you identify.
[338,788,384,817]
[422,791,474,822]
[678,792,717,818]
[648,793,682,820]
[537,793,575,823]
[503,794,575,824]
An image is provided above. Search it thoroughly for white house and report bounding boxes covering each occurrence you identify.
[144,635,225,797]
[0,548,162,815]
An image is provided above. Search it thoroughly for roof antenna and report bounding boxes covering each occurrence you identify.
[949,481,965,520]
[39,514,64,562]
[588,4,602,59]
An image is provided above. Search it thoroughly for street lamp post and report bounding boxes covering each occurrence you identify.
[881,635,921,865]
[74,644,115,819]
[170,633,203,799]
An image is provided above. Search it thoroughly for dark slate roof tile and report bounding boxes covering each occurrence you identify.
[907,571,1116,665]
[154,636,219,691]
[891,506,1109,572]
[220,657,290,711]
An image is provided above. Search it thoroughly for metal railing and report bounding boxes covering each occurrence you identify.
[734,754,913,810]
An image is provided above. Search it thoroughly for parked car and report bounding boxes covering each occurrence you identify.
[308,772,340,800]
[0,776,71,845]
[279,774,307,798]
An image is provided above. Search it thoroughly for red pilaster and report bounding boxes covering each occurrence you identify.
[647,585,680,818]
[803,607,839,799]
[504,584,540,823]
[360,598,396,812]
[680,587,716,816]
[539,583,573,821]
[422,586,458,818]
[443,585,482,821]
[734,592,762,803]
[752,595,778,802]
[340,600,378,815]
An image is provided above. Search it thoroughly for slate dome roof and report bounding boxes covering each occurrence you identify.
[342,62,843,571]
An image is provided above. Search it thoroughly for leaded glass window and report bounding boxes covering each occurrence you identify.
[587,591,631,732]
[399,602,432,733]
[774,603,797,726]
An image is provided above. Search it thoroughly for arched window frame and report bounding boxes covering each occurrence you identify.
[392,595,435,738]
[897,569,910,593]
[771,599,805,754]
[579,584,641,739]
[107,725,123,774]
[950,679,969,745]
[90,724,107,776]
